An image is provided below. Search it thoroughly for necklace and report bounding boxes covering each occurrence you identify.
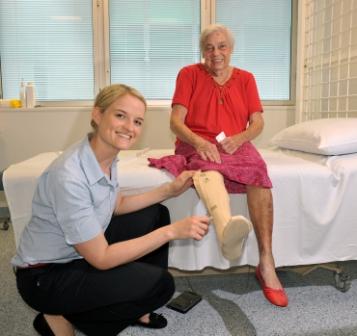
[214,68,231,104]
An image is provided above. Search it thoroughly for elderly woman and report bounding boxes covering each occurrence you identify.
[149,24,288,307]
[12,84,210,336]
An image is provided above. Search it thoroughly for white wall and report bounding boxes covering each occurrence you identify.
[0,105,295,171]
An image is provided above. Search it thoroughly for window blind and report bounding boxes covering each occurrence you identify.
[216,0,292,100]
[109,0,201,100]
[0,0,94,101]
[0,0,294,103]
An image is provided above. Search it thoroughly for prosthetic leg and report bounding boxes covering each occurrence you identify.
[193,170,252,260]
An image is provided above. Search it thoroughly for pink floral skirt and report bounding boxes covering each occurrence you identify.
[148,141,272,193]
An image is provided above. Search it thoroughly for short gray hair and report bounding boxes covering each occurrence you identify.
[200,24,235,54]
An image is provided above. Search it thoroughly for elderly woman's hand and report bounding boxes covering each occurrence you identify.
[220,134,246,154]
[195,139,221,163]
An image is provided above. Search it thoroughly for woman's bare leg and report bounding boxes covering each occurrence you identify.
[246,185,282,289]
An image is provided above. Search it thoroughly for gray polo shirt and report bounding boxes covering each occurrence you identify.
[12,136,119,267]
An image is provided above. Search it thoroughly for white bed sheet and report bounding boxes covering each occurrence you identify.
[4,148,357,270]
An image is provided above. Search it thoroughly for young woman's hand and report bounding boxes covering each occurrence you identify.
[166,170,196,198]
[168,216,210,241]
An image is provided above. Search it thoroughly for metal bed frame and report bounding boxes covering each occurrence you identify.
[0,171,10,230]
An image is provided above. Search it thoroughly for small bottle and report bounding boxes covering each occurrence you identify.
[19,80,26,108]
[25,82,36,108]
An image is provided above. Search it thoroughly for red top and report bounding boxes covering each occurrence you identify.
[172,63,263,143]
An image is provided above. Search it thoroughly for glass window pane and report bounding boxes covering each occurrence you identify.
[0,0,94,101]
[109,0,201,100]
[216,0,292,100]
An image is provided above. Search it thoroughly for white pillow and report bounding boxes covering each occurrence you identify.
[271,118,357,155]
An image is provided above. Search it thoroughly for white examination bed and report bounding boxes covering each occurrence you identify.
[3,147,357,275]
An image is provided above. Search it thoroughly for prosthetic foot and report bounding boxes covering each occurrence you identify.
[193,170,252,260]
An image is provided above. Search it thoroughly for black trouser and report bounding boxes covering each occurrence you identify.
[16,204,175,336]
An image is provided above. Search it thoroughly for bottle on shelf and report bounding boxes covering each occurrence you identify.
[19,79,26,108]
[25,82,36,108]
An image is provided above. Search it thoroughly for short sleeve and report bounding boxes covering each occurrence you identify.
[48,173,102,245]
[245,72,263,114]
[172,66,194,109]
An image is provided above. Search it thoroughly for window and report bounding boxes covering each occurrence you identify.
[0,0,94,101]
[109,0,200,99]
[0,0,294,104]
[216,0,293,100]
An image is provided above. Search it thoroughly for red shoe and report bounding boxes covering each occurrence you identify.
[255,266,288,307]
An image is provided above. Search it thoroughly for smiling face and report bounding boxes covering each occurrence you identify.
[92,93,145,153]
[202,30,233,74]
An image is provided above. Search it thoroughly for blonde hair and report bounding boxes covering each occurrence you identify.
[200,24,235,54]
[91,84,146,130]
